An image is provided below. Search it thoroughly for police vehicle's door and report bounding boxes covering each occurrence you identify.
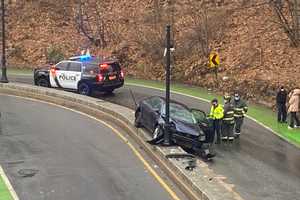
[49,62,69,88]
[65,62,82,89]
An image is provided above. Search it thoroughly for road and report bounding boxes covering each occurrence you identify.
[7,74,300,200]
[0,94,185,200]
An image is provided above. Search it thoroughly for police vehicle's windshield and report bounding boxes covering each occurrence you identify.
[162,103,197,124]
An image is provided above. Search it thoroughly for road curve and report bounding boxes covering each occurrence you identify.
[0,94,183,200]
[8,74,300,200]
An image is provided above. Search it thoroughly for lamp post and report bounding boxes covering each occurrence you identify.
[0,0,8,83]
[163,25,171,146]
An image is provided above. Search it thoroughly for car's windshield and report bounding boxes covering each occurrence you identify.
[162,103,197,124]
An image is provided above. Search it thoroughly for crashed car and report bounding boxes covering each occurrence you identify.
[134,96,215,159]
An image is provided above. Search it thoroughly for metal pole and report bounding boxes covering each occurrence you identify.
[164,25,171,146]
[0,0,8,83]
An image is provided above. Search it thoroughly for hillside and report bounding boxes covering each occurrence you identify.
[6,0,300,106]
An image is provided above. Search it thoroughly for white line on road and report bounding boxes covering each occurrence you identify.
[0,165,20,200]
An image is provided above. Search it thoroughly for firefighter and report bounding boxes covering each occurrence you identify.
[222,94,235,141]
[209,98,224,144]
[232,92,248,138]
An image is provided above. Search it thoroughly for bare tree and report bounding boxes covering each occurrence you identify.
[270,0,300,47]
[74,0,116,48]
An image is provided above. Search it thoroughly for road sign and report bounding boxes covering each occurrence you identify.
[209,52,220,68]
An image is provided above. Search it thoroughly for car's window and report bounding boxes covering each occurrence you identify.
[150,97,163,110]
[68,62,81,72]
[162,103,197,124]
[144,97,163,111]
[191,109,207,123]
[82,63,99,75]
[56,62,69,71]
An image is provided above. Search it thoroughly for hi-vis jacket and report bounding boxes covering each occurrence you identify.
[210,104,224,120]
[232,100,248,118]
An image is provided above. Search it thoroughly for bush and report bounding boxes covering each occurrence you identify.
[46,46,64,64]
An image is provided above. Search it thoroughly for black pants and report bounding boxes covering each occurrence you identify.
[222,122,234,138]
[213,119,222,143]
[234,117,244,134]
[290,112,300,127]
[277,103,287,122]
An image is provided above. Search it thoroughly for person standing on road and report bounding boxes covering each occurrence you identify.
[276,86,288,123]
[232,92,248,138]
[287,88,300,129]
[222,94,235,141]
[209,98,224,144]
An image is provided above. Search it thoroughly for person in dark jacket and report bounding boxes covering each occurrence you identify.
[222,94,235,141]
[276,86,288,123]
[232,92,248,138]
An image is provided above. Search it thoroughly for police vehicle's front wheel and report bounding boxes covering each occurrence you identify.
[78,82,92,96]
[36,78,50,87]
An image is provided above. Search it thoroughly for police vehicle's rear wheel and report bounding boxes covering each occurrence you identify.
[106,89,114,94]
[36,78,50,87]
[78,82,91,96]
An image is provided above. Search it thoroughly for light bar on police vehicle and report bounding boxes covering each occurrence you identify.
[69,54,93,62]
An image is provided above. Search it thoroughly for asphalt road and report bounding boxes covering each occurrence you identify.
[0,94,184,200]
[7,74,300,200]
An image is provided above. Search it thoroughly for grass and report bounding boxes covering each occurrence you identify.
[126,78,300,147]
[0,177,13,200]
[2,69,299,147]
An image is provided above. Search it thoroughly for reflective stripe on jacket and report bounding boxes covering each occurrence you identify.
[210,104,224,120]
[233,99,248,118]
[223,103,234,123]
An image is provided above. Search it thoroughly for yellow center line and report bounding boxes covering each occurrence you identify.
[2,94,181,200]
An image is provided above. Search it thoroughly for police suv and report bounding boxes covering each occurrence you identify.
[34,55,124,95]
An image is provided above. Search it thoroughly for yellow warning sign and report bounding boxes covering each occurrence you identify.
[209,52,220,68]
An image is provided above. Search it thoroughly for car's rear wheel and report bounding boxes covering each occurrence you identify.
[134,110,142,128]
[36,77,50,87]
[153,125,163,140]
[78,82,92,96]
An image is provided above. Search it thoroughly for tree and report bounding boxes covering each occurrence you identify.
[271,0,300,47]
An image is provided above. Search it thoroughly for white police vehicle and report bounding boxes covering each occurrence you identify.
[34,55,124,95]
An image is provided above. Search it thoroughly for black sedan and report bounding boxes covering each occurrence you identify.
[134,96,214,158]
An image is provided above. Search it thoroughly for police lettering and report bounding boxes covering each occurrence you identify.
[59,73,76,81]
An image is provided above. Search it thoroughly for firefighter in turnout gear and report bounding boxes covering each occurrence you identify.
[232,92,248,137]
[222,94,235,141]
[209,98,224,144]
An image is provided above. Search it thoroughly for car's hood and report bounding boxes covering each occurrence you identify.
[171,118,200,136]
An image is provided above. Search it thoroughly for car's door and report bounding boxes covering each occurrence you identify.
[49,62,69,88]
[142,97,163,131]
[148,97,163,131]
[65,62,82,89]
[191,109,213,142]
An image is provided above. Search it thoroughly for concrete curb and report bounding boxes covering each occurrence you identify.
[0,83,244,200]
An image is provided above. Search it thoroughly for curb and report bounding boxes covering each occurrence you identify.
[0,83,244,200]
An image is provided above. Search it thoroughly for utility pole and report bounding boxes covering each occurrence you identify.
[164,25,171,146]
[0,0,8,83]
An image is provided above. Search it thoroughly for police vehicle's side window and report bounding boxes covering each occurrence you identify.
[56,62,69,71]
[68,62,81,72]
